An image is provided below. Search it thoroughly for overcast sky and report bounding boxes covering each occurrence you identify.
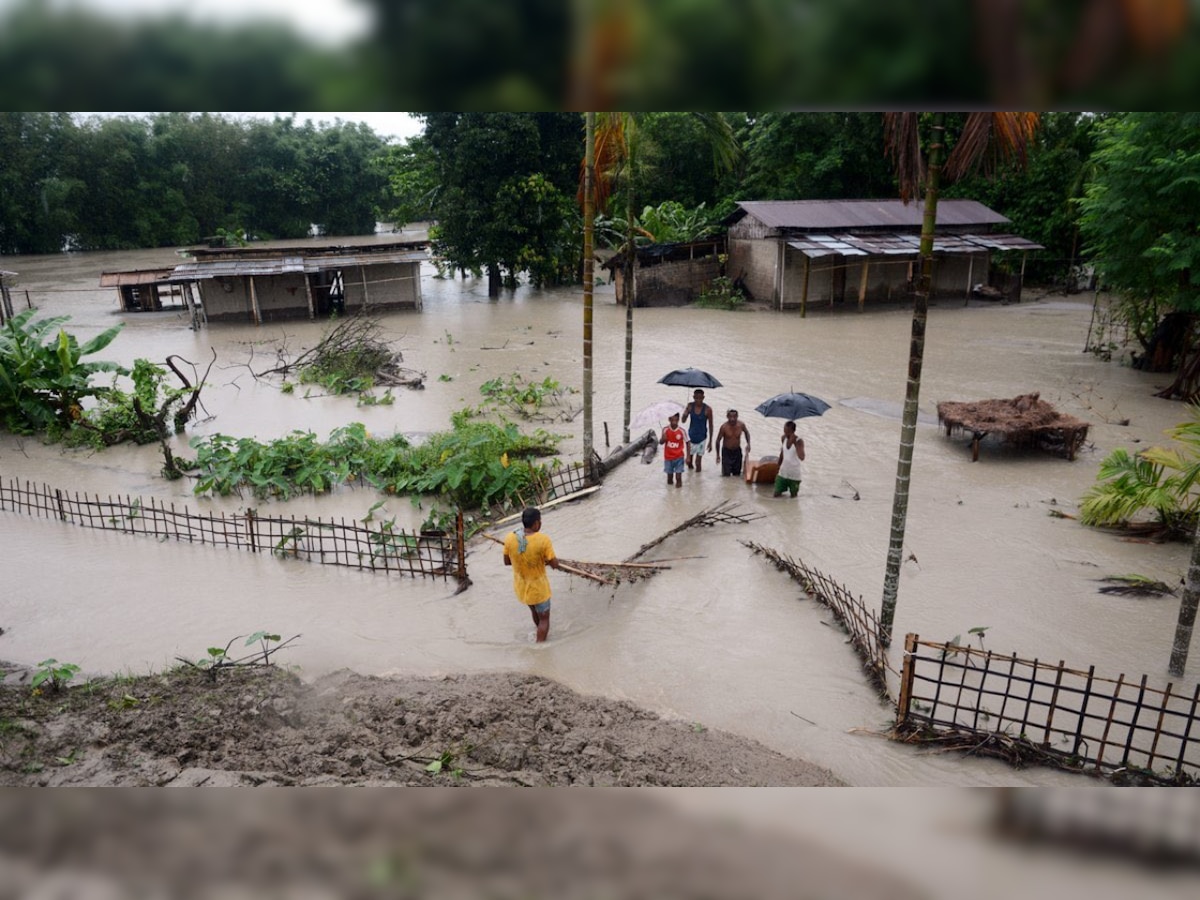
[22,0,374,46]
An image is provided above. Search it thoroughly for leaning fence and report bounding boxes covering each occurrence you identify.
[897,634,1200,784]
[743,543,890,693]
[0,477,467,585]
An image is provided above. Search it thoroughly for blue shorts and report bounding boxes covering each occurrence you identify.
[531,599,551,614]
[664,457,685,474]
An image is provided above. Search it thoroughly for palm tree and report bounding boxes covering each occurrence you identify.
[585,113,741,443]
[879,112,1039,645]
[582,112,596,466]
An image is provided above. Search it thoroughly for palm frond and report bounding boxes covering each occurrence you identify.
[943,112,1040,182]
[883,112,924,202]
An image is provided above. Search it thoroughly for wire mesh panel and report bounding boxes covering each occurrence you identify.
[0,476,467,586]
[898,634,1200,784]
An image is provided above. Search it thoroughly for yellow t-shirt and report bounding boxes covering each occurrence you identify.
[503,530,557,605]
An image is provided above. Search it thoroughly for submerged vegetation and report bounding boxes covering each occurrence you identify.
[188,414,561,512]
[1080,405,1200,539]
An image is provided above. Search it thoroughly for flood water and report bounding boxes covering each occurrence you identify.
[2,237,1197,787]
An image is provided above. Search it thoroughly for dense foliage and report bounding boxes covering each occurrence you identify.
[0,112,389,254]
[189,416,562,512]
[0,310,124,434]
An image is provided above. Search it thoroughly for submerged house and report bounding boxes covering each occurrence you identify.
[101,237,429,325]
[724,199,1043,313]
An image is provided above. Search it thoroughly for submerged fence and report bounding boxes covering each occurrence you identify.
[0,477,467,584]
[897,634,1200,784]
[743,543,890,692]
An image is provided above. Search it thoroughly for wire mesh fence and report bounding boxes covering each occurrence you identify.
[897,634,1200,784]
[0,476,466,585]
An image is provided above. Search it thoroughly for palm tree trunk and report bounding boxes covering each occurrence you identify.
[880,112,945,645]
[582,112,596,465]
[622,143,635,444]
[1169,527,1200,675]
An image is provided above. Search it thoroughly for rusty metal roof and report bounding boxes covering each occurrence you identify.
[736,199,1010,231]
[99,268,181,287]
[787,231,1043,258]
[169,248,428,280]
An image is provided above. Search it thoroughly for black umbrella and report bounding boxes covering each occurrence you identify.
[658,368,723,389]
[755,391,831,420]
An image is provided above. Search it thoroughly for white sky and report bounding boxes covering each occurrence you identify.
[14,0,374,47]
[80,112,425,143]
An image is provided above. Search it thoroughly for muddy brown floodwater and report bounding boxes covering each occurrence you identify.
[2,235,1197,786]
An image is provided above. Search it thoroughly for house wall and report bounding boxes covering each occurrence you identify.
[342,262,422,312]
[726,216,778,305]
[775,249,995,308]
[727,238,778,305]
[195,262,422,323]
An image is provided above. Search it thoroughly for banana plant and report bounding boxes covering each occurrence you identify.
[0,309,125,433]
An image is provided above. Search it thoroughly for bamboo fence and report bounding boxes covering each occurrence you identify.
[0,476,467,585]
[742,542,891,693]
[897,634,1200,784]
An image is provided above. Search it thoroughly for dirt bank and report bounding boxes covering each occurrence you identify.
[0,662,844,786]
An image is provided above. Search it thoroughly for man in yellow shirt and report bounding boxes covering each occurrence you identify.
[503,507,561,642]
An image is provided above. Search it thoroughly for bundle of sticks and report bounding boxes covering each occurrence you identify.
[478,532,672,586]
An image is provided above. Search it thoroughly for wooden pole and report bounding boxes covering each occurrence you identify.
[858,258,869,312]
[800,256,810,318]
[249,276,261,325]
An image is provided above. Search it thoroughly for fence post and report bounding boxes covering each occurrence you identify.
[896,633,919,723]
[54,488,66,522]
[246,509,257,552]
[455,509,468,583]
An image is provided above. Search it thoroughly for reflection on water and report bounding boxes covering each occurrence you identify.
[1,244,1197,786]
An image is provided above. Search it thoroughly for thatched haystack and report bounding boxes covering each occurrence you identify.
[936,392,1089,461]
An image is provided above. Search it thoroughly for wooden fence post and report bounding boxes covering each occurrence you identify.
[455,509,468,583]
[54,488,66,521]
[246,509,257,552]
[896,633,919,723]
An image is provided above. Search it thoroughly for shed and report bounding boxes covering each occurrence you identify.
[103,236,431,326]
[0,269,17,325]
[602,238,724,307]
[724,199,1043,314]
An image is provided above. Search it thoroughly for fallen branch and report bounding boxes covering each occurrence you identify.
[627,500,763,561]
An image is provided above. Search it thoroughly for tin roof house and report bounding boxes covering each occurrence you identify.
[101,236,430,326]
[724,199,1043,314]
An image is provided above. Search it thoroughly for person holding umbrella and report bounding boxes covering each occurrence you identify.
[681,389,714,473]
[773,420,806,498]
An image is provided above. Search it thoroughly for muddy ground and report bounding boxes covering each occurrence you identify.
[0,661,844,787]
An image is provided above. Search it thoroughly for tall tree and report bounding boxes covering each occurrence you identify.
[1077,112,1200,673]
[879,112,1039,645]
[582,112,596,464]
[1079,113,1200,395]
[423,112,580,296]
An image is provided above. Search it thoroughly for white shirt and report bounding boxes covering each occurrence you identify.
[779,437,803,480]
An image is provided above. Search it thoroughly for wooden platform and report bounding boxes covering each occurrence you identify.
[936,392,1089,461]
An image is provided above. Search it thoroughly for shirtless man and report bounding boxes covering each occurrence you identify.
[714,409,751,477]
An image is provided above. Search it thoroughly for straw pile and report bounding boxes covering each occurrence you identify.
[936,392,1089,459]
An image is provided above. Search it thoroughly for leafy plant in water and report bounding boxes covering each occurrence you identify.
[31,658,81,693]
[0,310,125,435]
[695,274,746,310]
[1080,406,1200,539]
[476,373,576,420]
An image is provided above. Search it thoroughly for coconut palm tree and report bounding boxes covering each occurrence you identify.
[582,112,596,465]
[584,113,740,443]
[879,112,1040,645]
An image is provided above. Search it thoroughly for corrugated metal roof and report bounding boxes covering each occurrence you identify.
[787,231,1043,258]
[99,268,179,287]
[170,249,428,280]
[738,199,1010,230]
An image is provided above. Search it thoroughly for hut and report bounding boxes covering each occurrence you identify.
[602,237,724,307]
[936,393,1090,461]
[724,199,1043,313]
[102,236,430,326]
